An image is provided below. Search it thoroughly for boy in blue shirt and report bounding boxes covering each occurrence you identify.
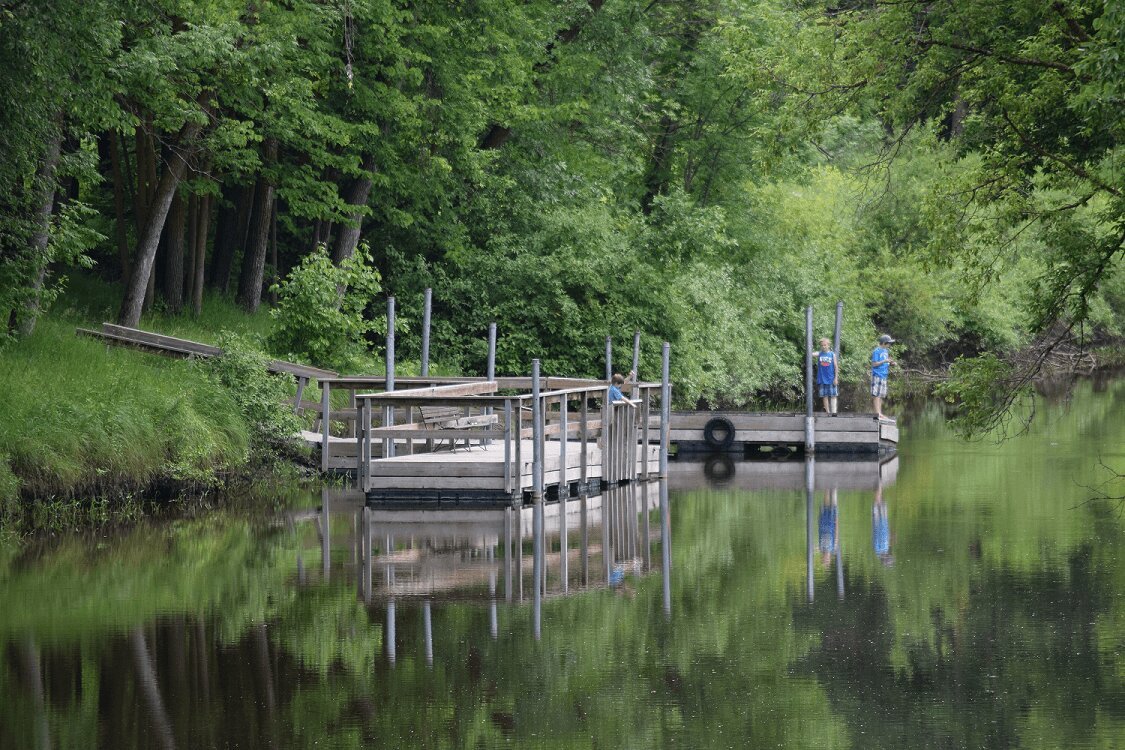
[870,334,895,420]
[815,338,838,415]
[608,370,636,404]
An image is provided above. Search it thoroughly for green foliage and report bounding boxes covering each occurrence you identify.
[934,353,1034,440]
[0,0,1119,436]
[268,245,383,371]
[204,332,304,459]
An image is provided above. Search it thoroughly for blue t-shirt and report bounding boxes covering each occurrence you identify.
[608,384,625,402]
[871,346,890,378]
[815,350,836,385]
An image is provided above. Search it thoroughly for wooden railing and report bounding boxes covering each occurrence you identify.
[347,378,667,496]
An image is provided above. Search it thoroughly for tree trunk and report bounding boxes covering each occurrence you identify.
[106,132,131,280]
[133,122,160,310]
[208,182,241,292]
[134,120,155,239]
[163,189,187,314]
[185,193,198,307]
[15,124,63,338]
[309,218,325,252]
[192,193,211,316]
[118,118,205,327]
[269,199,278,306]
[641,114,678,215]
[331,155,376,265]
[236,138,277,313]
[225,180,258,295]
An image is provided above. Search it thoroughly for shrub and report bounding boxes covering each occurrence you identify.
[268,245,383,370]
[203,332,305,460]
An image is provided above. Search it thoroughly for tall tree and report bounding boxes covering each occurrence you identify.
[237,138,278,313]
[119,117,206,326]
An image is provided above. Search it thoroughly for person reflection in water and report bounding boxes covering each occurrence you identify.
[818,489,838,567]
[872,483,893,566]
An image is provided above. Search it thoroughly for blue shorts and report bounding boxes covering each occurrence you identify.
[870,375,888,398]
[818,383,838,398]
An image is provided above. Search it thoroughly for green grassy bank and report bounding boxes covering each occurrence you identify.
[0,277,294,527]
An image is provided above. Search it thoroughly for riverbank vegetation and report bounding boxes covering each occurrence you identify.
[0,2,1122,509]
[0,278,312,527]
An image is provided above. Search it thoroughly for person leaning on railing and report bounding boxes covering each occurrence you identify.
[608,370,637,407]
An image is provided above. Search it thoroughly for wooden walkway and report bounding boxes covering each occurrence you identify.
[78,322,336,409]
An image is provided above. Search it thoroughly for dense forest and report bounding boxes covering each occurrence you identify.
[0,1,1122,503]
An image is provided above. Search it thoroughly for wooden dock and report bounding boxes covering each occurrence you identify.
[351,376,668,507]
[669,411,898,456]
[364,439,660,504]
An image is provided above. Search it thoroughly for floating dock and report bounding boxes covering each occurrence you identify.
[365,439,660,506]
[668,411,898,456]
[311,384,896,507]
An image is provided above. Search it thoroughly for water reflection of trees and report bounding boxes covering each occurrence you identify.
[793,543,1123,749]
[2,379,1125,748]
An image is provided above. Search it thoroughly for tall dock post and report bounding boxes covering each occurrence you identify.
[659,342,670,478]
[804,305,815,454]
[485,323,497,446]
[605,336,612,381]
[421,288,432,377]
[559,394,569,591]
[320,380,331,471]
[487,322,497,381]
[385,296,396,458]
[833,301,843,357]
[632,331,642,477]
[631,331,641,386]
[531,359,544,639]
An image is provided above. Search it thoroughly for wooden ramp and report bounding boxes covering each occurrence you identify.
[670,411,898,456]
[365,439,661,507]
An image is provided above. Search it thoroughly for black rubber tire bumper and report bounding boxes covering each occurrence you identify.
[702,416,736,450]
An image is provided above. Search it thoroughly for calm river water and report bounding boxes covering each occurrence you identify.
[2,378,1124,749]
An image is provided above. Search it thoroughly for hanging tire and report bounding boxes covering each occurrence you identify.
[702,416,736,450]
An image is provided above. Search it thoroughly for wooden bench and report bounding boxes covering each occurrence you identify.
[417,405,499,451]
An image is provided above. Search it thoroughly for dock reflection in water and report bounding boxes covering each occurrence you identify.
[671,452,899,607]
[314,480,671,660]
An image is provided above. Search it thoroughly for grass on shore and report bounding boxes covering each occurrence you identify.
[0,276,279,519]
[0,315,250,506]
